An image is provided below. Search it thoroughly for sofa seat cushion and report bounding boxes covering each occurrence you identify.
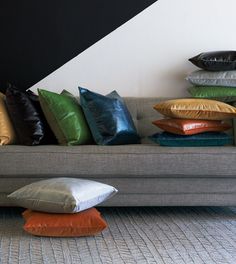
[1,145,236,177]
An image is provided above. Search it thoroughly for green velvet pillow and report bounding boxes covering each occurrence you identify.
[38,89,92,145]
[188,86,236,102]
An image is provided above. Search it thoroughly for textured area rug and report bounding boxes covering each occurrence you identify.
[0,207,236,264]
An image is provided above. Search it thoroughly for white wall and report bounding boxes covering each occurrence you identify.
[31,0,236,97]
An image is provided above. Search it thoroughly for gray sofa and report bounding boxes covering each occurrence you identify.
[1,97,236,207]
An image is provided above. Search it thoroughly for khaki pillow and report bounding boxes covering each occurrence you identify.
[154,99,236,120]
[0,93,16,145]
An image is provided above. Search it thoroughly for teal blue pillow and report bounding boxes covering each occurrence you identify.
[149,132,232,147]
[79,87,140,145]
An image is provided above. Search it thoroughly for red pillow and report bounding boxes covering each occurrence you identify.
[152,119,231,135]
[22,208,107,237]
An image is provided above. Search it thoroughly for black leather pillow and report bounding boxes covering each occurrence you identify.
[189,51,236,71]
[6,86,57,145]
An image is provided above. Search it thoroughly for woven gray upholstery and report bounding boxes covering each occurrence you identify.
[0,97,236,206]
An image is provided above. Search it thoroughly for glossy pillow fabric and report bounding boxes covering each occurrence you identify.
[152,119,231,135]
[0,93,17,145]
[38,89,92,145]
[186,70,236,87]
[189,51,236,71]
[22,208,107,237]
[79,87,140,145]
[5,87,45,145]
[150,132,233,147]
[8,177,118,213]
[154,99,236,120]
[188,86,236,102]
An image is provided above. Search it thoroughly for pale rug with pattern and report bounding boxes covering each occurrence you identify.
[0,207,236,264]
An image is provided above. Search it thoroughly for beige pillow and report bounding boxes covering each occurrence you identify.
[0,93,16,145]
[154,99,236,120]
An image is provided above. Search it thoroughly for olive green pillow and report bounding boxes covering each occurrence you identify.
[188,86,236,102]
[38,89,92,145]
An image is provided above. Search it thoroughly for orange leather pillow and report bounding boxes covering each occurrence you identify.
[152,119,231,135]
[22,208,107,237]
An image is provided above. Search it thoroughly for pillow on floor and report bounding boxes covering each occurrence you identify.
[0,93,16,145]
[22,208,107,237]
[186,70,236,87]
[189,51,236,71]
[149,132,233,147]
[153,98,236,120]
[152,119,231,135]
[8,178,118,213]
[5,86,47,145]
[79,87,140,145]
[38,89,92,145]
[188,86,236,102]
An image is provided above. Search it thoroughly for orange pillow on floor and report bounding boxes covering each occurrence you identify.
[152,119,231,135]
[22,208,107,237]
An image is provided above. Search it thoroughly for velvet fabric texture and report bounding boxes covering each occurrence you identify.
[0,93,17,145]
[22,208,107,237]
[150,132,233,147]
[188,86,236,102]
[5,86,50,145]
[189,51,236,71]
[38,89,92,145]
[152,119,231,135]
[8,177,118,213]
[154,99,236,120]
[79,87,140,145]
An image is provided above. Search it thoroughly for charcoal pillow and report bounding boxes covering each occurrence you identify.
[186,70,236,87]
[8,178,118,213]
[189,51,236,71]
[38,89,93,146]
[5,86,55,145]
[79,87,140,145]
[188,86,236,102]
[149,132,233,147]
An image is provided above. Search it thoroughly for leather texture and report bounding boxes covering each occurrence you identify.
[5,87,44,145]
[150,132,233,147]
[154,98,236,120]
[0,93,17,145]
[23,208,107,237]
[38,89,92,145]
[188,86,236,102]
[5,86,56,145]
[79,87,140,145]
[186,70,236,87]
[189,51,236,71]
[152,119,231,135]
[8,177,118,213]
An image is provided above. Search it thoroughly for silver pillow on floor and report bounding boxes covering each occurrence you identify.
[7,178,118,213]
[186,70,236,87]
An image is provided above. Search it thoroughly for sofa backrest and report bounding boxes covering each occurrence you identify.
[124,97,235,145]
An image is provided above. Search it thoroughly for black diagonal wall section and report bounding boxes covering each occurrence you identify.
[0,0,157,92]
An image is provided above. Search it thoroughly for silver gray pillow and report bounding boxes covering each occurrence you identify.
[186,70,236,87]
[8,178,118,213]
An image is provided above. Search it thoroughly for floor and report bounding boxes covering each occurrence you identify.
[0,207,236,264]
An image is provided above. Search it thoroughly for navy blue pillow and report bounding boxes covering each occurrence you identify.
[79,87,140,145]
[149,132,232,147]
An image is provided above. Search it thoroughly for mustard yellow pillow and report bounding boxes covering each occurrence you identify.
[0,93,16,145]
[154,99,236,120]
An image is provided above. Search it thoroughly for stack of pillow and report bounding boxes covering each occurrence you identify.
[8,178,117,237]
[150,51,236,147]
[187,51,236,103]
[150,98,235,146]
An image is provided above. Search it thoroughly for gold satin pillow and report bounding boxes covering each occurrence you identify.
[154,99,236,120]
[0,93,16,145]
